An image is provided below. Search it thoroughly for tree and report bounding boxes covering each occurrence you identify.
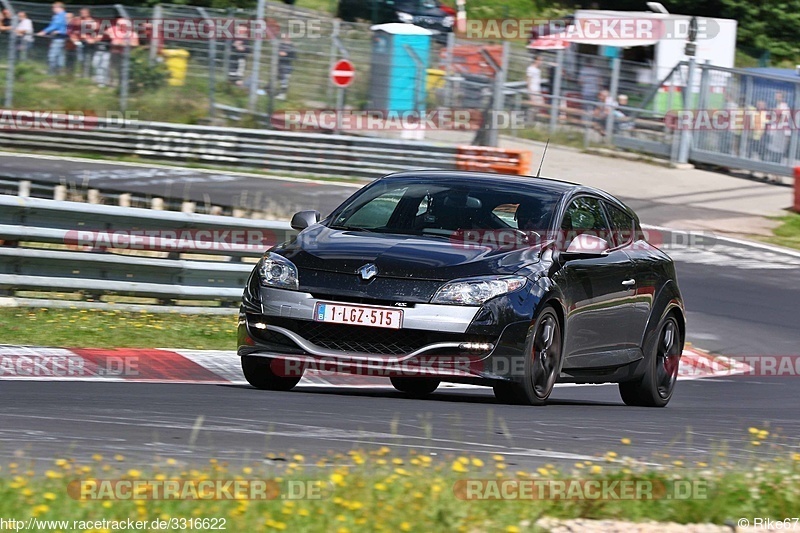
[719,0,800,61]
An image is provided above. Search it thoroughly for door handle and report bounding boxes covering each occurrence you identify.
[621,279,636,287]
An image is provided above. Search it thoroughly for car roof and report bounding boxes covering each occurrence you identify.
[382,170,579,192]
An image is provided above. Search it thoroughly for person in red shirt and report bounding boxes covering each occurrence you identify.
[107,17,139,87]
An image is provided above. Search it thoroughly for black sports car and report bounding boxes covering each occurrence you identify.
[238,171,685,407]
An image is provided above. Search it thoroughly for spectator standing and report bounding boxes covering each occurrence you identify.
[93,24,112,86]
[108,17,139,87]
[766,91,792,162]
[75,8,99,78]
[229,26,250,86]
[0,9,12,32]
[277,36,296,100]
[526,55,544,108]
[747,100,768,160]
[579,58,602,112]
[37,2,68,75]
[720,93,739,155]
[65,12,81,76]
[15,12,34,61]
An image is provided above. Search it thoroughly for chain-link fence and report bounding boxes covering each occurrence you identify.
[1,1,798,178]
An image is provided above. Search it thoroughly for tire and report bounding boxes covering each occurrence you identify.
[496,307,563,406]
[619,314,682,407]
[241,356,302,391]
[390,377,440,398]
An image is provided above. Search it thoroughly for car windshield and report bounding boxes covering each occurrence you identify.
[328,178,561,239]
[395,0,440,11]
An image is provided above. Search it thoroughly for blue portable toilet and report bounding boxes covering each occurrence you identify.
[368,23,433,113]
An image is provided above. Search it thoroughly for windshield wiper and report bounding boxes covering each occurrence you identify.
[329,225,376,233]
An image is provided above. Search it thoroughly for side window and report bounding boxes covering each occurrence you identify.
[560,196,611,246]
[605,202,635,248]
[492,203,519,228]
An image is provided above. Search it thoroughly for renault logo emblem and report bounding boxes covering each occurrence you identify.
[358,263,378,281]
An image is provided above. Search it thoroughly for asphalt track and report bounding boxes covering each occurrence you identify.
[0,154,799,468]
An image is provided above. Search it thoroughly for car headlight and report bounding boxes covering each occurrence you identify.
[258,252,298,290]
[397,11,414,23]
[432,276,527,306]
[443,15,454,27]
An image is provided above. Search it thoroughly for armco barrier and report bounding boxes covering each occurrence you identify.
[0,194,296,303]
[0,118,460,179]
[455,146,531,175]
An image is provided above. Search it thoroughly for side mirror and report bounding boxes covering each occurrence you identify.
[291,210,321,231]
[560,233,609,261]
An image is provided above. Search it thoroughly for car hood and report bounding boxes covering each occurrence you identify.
[275,225,542,282]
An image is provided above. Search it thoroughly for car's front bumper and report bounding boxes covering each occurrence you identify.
[238,286,532,382]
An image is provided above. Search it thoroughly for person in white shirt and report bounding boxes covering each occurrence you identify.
[14,12,34,61]
[526,55,544,107]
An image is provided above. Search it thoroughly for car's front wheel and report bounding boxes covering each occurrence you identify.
[619,314,682,407]
[390,377,440,398]
[494,307,562,406]
[241,356,302,391]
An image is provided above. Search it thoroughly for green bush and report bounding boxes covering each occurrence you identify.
[127,48,170,94]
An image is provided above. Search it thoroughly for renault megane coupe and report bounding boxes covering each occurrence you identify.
[238,171,685,407]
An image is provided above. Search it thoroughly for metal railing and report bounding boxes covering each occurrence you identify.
[0,117,460,178]
[0,193,295,304]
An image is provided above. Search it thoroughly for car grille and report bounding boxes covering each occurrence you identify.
[268,317,495,357]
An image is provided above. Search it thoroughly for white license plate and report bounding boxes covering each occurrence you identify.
[313,302,403,330]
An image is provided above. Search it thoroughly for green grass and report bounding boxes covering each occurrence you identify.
[10,64,226,125]
[0,308,236,350]
[764,212,800,250]
[1,439,799,532]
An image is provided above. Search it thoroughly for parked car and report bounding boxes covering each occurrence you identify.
[338,0,454,37]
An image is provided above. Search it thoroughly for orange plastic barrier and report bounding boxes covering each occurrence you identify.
[794,167,800,213]
[455,146,532,176]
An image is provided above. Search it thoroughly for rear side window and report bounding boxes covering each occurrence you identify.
[605,202,635,248]
[560,196,612,246]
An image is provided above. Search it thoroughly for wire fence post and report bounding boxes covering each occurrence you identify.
[330,35,349,133]
[248,0,266,112]
[443,31,454,108]
[403,44,424,114]
[484,40,508,147]
[222,8,232,85]
[548,48,564,135]
[694,61,711,152]
[266,28,279,126]
[677,56,696,164]
[149,4,162,66]
[115,4,130,113]
[789,82,800,167]
[2,0,16,107]
[326,18,340,106]
[198,7,216,120]
[604,56,621,143]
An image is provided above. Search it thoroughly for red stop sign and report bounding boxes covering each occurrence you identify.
[331,59,355,88]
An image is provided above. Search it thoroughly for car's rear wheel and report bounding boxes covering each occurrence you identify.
[494,307,562,406]
[241,356,302,391]
[619,315,682,407]
[390,377,440,398]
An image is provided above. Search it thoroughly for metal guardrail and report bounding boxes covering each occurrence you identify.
[0,194,296,303]
[0,118,460,179]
